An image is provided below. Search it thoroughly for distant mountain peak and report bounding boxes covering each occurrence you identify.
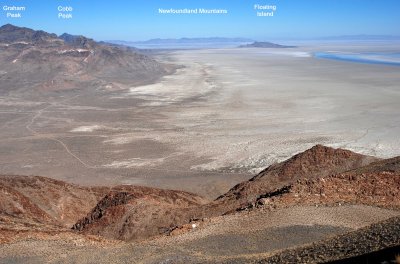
[239,41,296,48]
[0,23,57,43]
[0,23,17,30]
[136,37,254,44]
[0,24,170,92]
[59,33,96,48]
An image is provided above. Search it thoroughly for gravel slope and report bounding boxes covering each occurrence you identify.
[1,205,399,263]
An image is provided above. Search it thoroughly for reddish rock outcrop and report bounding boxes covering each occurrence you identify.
[72,186,207,241]
[0,175,106,227]
[1,145,399,243]
[214,145,378,213]
[252,171,400,210]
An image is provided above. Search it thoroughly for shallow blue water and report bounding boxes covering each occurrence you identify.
[314,52,400,66]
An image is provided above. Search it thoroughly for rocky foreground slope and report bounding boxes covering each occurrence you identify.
[1,145,400,263]
[68,145,384,241]
[0,176,206,243]
[255,216,400,264]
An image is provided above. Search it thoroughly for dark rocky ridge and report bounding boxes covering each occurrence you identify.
[0,24,173,96]
[0,24,58,43]
[71,186,207,241]
[59,33,96,49]
[72,192,135,231]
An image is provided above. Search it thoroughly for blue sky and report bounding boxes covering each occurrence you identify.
[1,0,399,41]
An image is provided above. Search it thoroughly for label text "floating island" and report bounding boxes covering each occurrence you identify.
[254,4,276,17]
[158,8,228,15]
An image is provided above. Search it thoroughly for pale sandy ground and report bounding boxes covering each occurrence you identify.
[126,46,400,173]
[0,45,399,198]
[1,205,399,263]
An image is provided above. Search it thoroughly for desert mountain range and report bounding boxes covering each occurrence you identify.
[0,24,171,96]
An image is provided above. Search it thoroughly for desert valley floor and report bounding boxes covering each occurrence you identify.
[1,29,400,263]
[1,44,399,199]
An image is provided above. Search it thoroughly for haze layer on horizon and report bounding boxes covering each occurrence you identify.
[1,0,399,42]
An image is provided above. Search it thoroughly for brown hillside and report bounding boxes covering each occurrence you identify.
[72,145,389,241]
[214,145,378,213]
[0,175,106,227]
[251,171,400,211]
[2,145,398,244]
[0,175,207,242]
[72,186,207,241]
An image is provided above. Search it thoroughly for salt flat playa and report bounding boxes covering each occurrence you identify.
[130,45,400,175]
[1,44,399,198]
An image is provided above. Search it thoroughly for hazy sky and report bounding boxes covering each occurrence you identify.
[1,0,400,41]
